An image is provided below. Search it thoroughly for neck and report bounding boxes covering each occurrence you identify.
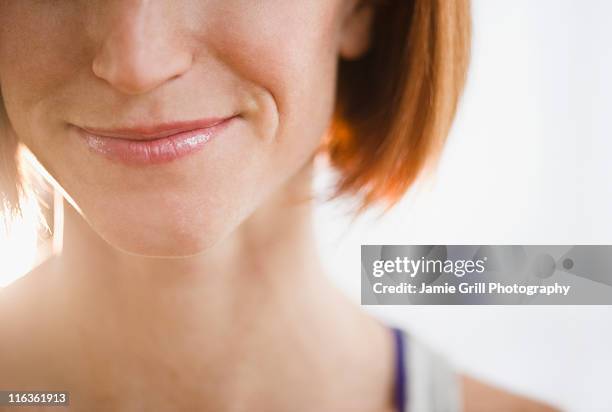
[48,162,396,411]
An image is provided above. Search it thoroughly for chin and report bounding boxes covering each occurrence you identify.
[107,227,218,257]
[82,196,246,258]
[94,217,221,257]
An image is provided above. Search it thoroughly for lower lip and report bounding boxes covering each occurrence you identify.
[75,118,235,165]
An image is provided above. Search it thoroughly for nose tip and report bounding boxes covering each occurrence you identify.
[92,21,193,95]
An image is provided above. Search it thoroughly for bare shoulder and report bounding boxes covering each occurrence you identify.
[0,261,108,411]
[0,256,60,328]
[0,257,63,387]
[461,374,562,412]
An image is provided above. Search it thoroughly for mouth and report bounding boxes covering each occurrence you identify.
[73,115,239,165]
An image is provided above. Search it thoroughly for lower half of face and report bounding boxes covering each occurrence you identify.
[0,1,344,256]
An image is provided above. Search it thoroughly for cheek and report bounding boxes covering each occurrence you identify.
[0,3,91,173]
[208,1,342,172]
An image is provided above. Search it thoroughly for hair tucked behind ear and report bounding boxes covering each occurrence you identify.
[328,0,471,211]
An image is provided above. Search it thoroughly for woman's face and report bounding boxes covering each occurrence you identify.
[0,0,371,256]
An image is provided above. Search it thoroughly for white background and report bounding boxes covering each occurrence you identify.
[314,1,612,411]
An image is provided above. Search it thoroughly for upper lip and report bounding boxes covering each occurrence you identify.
[77,116,237,140]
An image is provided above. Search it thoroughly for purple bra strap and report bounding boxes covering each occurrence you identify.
[390,326,407,412]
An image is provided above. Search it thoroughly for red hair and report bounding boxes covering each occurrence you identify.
[329,0,471,210]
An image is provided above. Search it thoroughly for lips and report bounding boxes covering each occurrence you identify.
[74,116,237,165]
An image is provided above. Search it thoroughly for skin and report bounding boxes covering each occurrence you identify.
[0,1,560,411]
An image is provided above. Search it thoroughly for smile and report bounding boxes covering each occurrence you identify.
[73,116,238,165]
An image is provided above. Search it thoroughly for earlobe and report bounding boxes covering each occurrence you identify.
[339,1,376,60]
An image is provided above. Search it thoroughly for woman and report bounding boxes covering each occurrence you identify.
[0,0,558,411]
